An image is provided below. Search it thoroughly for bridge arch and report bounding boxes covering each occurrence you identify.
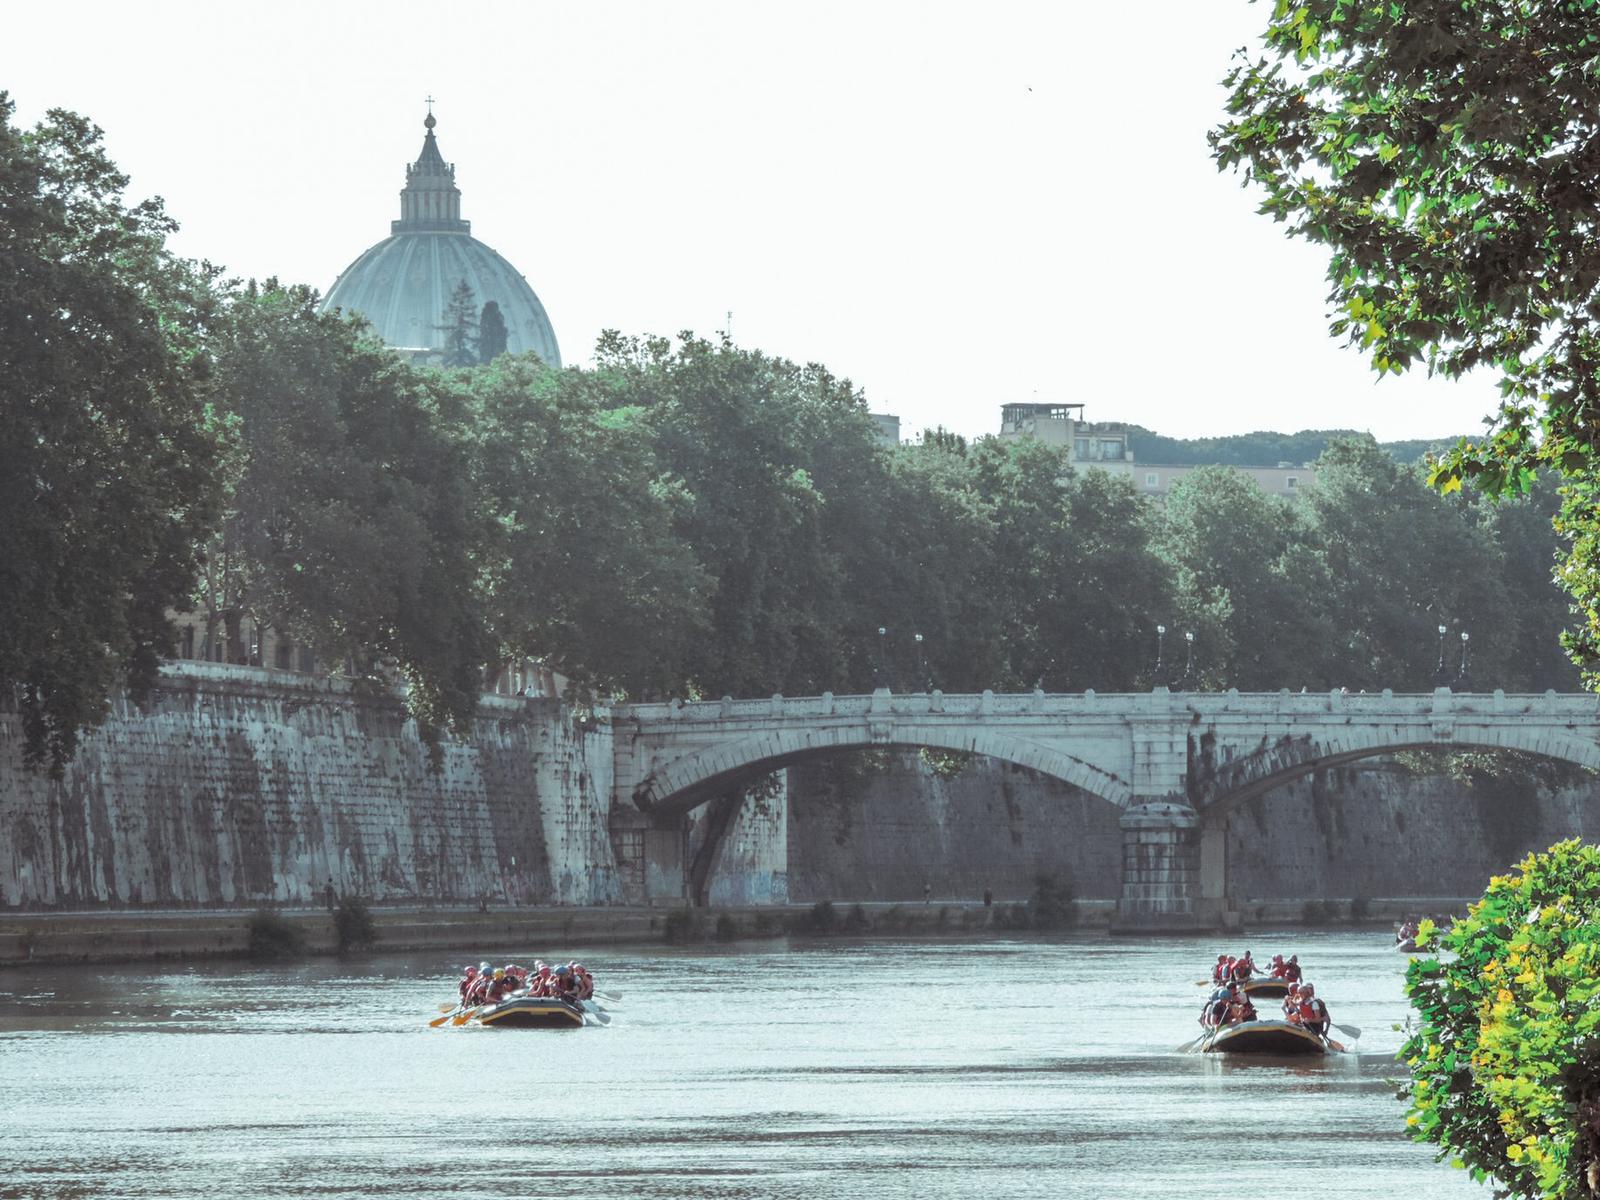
[632,723,1133,818]
[1192,726,1600,821]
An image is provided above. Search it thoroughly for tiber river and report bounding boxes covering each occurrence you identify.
[0,930,1486,1199]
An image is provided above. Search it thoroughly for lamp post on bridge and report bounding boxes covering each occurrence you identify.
[1174,630,1195,692]
[1457,630,1473,693]
[1434,623,1451,688]
[913,632,929,692]
[874,626,888,689]
[1153,624,1166,687]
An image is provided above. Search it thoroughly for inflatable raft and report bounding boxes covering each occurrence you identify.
[1240,976,1294,999]
[477,995,586,1028]
[1202,1019,1328,1055]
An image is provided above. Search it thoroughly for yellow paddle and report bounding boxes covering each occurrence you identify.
[452,1005,481,1026]
[429,1008,461,1028]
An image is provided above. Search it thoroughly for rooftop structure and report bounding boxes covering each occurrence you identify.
[321,110,561,366]
[997,403,1313,498]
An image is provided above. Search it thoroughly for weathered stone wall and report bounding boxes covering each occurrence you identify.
[785,752,1124,903]
[0,663,622,909]
[700,776,789,907]
[784,748,1600,905]
[1218,758,1600,901]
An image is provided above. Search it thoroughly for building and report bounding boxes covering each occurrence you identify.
[320,109,561,366]
[997,402,1313,498]
[869,413,901,445]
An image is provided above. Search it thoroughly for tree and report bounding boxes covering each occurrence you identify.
[438,279,477,367]
[207,282,494,745]
[1210,1,1600,684]
[477,300,508,364]
[457,354,708,698]
[0,94,224,773]
[1155,467,1309,689]
[1296,437,1514,690]
[1402,840,1600,1199]
[588,332,887,698]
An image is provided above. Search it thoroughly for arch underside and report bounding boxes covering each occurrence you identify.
[1195,731,1600,820]
[634,727,1132,818]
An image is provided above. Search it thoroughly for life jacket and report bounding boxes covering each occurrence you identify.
[1283,962,1302,982]
[459,971,478,1000]
[467,975,492,1005]
[1212,961,1228,983]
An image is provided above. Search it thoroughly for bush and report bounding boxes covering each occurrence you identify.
[1300,899,1335,924]
[1401,839,1600,1198]
[1028,873,1078,930]
[806,901,838,934]
[662,909,701,944]
[714,914,739,942]
[844,903,871,934]
[332,895,377,955]
[247,909,306,960]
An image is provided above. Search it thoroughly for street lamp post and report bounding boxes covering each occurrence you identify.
[913,632,928,691]
[1183,630,1195,689]
[1434,623,1450,687]
[1457,630,1472,692]
[1154,624,1166,685]
[874,626,888,689]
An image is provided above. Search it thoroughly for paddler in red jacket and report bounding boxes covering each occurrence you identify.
[458,965,479,1002]
[1211,954,1230,983]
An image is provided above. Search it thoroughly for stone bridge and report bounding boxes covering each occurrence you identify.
[610,686,1600,929]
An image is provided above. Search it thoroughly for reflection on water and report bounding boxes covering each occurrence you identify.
[0,931,1483,1198]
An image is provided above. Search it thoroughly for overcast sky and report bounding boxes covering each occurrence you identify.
[4,0,1500,442]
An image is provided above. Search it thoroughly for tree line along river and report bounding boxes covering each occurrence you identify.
[0,930,1483,1199]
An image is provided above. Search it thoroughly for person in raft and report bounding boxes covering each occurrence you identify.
[1286,983,1331,1036]
[1269,954,1302,982]
[455,961,596,1006]
[1211,954,1231,984]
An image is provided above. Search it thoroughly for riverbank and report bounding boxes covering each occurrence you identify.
[0,895,1472,966]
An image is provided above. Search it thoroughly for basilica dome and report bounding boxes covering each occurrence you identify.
[321,112,561,366]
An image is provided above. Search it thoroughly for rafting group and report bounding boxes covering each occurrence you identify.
[432,959,609,1029]
[1188,950,1353,1055]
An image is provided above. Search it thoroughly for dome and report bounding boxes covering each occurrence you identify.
[321,112,561,367]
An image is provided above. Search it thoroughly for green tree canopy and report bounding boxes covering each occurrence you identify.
[1210,0,1600,684]
[457,353,708,698]
[206,282,494,743]
[0,94,225,773]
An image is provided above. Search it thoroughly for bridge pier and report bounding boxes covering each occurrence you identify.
[1111,802,1200,932]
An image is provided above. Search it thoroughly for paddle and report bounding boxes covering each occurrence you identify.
[1333,1022,1362,1039]
[581,1002,612,1027]
[452,1005,481,1026]
[593,989,623,1003]
[436,1002,456,1013]
[1175,1031,1210,1053]
[429,1007,464,1028]
[1326,1037,1348,1053]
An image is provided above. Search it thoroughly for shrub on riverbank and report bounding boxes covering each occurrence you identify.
[332,896,377,955]
[246,909,306,960]
[1401,839,1600,1198]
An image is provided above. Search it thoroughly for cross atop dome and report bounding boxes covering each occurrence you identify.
[395,105,468,234]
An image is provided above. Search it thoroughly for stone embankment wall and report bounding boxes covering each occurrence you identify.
[0,663,622,909]
[785,752,1123,902]
[785,749,1600,905]
[1219,758,1600,902]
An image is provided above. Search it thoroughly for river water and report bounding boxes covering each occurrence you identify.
[0,929,1484,1199]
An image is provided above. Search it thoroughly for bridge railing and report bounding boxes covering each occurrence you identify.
[613,687,1600,724]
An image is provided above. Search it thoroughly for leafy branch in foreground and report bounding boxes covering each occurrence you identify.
[1402,839,1600,1199]
[1210,1,1600,682]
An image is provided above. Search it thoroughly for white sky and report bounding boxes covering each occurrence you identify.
[4,0,1501,442]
